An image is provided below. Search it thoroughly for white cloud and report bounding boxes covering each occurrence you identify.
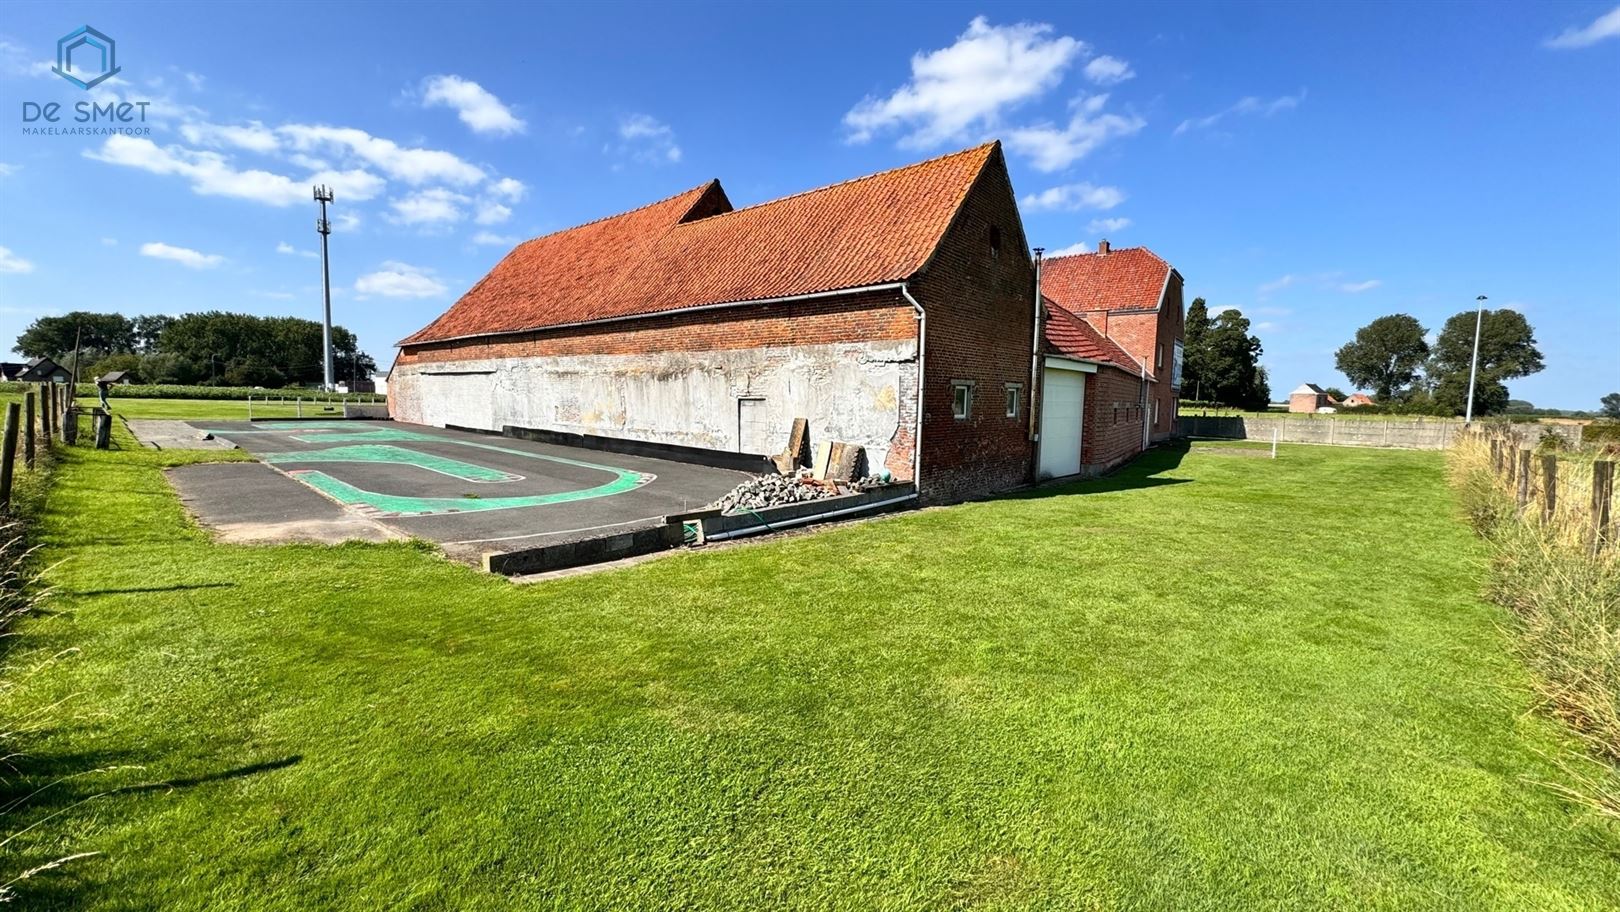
[0,162,17,177]
[1005,94,1145,171]
[180,120,280,153]
[306,168,386,202]
[0,245,35,274]
[474,200,512,224]
[1175,90,1306,135]
[844,16,1083,148]
[613,114,682,164]
[276,241,318,259]
[100,237,118,246]
[1084,55,1134,85]
[1338,279,1381,293]
[278,124,486,185]
[332,212,362,233]
[87,135,307,205]
[1021,181,1126,212]
[490,177,527,202]
[355,261,446,298]
[140,241,223,269]
[1545,5,1620,48]
[389,188,470,225]
[1258,274,1296,295]
[1045,241,1090,257]
[1087,216,1132,234]
[472,231,520,246]
[421,75,525,136]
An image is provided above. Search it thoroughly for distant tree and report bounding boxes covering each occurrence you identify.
[1602,392,1620,419]
[1323,386,1348,402]
[87,353,144,383]
[1182,297,1212,397]
[133,314,175,353]
[14,311,136,361]
[1429,309,1544,416]
[1334,314,1428,400]
[1201,308,1269,410]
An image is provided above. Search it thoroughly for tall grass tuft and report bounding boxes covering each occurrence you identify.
[1449,432,1620,817]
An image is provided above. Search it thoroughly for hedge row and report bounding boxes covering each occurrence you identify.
[0,381,384,403]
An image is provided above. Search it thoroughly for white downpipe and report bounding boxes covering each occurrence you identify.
[1028,249,1045,468]
[901,284,927,494]
[1139,355,1150,453]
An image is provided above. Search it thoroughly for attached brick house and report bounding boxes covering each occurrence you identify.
[1040,242,1186,443]
[1037,299,1152,477]
[394,142,1040,503]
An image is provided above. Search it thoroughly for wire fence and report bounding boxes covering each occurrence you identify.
[1466,426,1617,553]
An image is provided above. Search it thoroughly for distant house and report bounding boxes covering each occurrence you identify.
[1289,383,1336,413]
[17,357,71,383]
[0,362,26,381]
[1342,393,1375,408]
[96,370,133,385]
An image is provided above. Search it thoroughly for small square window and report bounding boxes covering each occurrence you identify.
[1004,384,1021,418]
[951,382,973,419]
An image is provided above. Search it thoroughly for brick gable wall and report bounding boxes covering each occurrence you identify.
[909,151,1038,502]
[1074,271,1185,443]
[1082,365,1148,473]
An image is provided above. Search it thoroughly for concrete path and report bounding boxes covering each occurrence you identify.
[127,419,240,450]
[167,462,403,545]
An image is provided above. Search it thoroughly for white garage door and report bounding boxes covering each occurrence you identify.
[1038,366,1085,478]
[418,371,496,431]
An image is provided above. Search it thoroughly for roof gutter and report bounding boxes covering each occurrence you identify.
[395,281,911,348]
[901,283,926,494]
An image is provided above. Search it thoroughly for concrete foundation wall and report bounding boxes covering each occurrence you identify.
[391,338,918,475]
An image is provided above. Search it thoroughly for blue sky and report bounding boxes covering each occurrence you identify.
[1,1,1616,407]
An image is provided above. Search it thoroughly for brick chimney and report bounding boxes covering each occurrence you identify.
[1097,239,1111,254]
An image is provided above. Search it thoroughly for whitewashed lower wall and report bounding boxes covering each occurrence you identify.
[392,339,918,472]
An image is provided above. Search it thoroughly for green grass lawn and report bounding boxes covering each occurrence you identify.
[78,396,361,420]
[5,431,1617,909]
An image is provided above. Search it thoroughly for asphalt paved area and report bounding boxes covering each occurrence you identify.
[179,421,750,556]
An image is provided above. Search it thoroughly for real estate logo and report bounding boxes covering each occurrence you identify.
[51,25,121,91]
[21,25,151,137]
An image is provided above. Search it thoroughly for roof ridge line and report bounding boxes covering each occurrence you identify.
[677,142,998,224]
[509,180,718,247]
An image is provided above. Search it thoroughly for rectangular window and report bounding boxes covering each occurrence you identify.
[1157,343,1164,369]
[1153,398,1160,427]
[1004,383,1021,418]
[951,381,973,419]
[1171,340,1185,390]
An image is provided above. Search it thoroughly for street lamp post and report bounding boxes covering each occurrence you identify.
[1464,294,1486,424]
[314,185,335,392]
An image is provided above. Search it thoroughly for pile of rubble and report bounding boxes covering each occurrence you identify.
[712,470,890,514]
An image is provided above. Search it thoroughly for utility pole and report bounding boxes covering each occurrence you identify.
[314,185,335,392]
[1464,294,1486,424]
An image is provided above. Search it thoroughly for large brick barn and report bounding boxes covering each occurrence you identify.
[392,142,1184,502]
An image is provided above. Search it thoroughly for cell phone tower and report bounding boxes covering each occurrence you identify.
[314,184,335,391]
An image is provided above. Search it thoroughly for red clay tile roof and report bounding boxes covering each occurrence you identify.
[1043,298,1154,379]
[400,143,1000,345]
[1041,246,1172,315]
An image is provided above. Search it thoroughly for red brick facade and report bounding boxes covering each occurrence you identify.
[1082,366,1149,473]
[909,147,1038,501]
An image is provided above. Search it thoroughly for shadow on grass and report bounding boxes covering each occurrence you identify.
[65,583,237,597]
[1006,441,1192,501]
[2,752,302,908]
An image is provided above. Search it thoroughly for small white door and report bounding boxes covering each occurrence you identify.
[1038,367,1084,478]
[418,372,496,431]
[738,397,771,453]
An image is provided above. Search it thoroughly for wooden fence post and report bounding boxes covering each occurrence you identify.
[1489,439,1501,476]
[1506,445,1519,488]
[0,402,18,511]
[93,410,111,450]
[62,402,77,446]
[39,383,51,445]
[1594,460,1614,554]
[23,391,35,470]
[1540,454,1557,525]
[1515,449,1531,511]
